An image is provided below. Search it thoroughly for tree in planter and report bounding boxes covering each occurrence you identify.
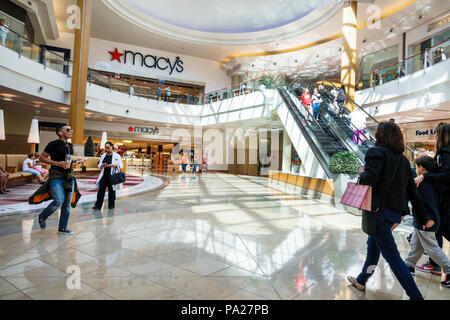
[329,151,360,211]
[84,136,95,157]
[329,151,360,175]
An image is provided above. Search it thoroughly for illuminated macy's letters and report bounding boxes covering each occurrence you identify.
[109,48,184,75]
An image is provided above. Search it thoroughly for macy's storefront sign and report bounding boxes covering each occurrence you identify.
[109,48,184,75]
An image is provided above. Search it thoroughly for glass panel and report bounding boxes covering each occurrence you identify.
[44,50,65,73]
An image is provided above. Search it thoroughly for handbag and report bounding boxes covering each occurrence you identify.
[340,182,372,211]
[109,166,126,185]
[361,154,401,237]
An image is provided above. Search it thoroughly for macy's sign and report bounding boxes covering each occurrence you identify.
[109,48,184,75]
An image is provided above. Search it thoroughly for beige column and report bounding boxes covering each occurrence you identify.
[341,1,357,111]
[69,0,93,156]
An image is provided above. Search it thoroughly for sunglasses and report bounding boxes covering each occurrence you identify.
[65,128,73,132]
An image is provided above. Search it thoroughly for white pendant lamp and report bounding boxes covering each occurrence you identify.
[0,110,5,140]
[27,118,40,144]
[100,132,107,149]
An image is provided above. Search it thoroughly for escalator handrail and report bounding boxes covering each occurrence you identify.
[288,77,376,146]
[321,79,414,155]
[277,88,333,179]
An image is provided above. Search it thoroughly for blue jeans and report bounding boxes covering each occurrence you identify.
[181,164,187,172]
[312,102,320,120]
[193,164,197,173]
[39,178,74,230]
[357,209,424,300]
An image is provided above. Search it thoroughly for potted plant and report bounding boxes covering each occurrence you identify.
[329,151,360,212]
[84,136,95,157]
[257,77,271,91]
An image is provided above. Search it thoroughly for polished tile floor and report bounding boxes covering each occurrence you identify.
[0,173,448,300]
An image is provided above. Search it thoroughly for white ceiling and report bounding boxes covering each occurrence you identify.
[51,0,449,81]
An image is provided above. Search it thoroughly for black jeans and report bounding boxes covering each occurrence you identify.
[95,176,115,208]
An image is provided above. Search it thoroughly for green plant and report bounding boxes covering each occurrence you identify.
[84,136,95,157]
[257,77,271,87]
[329,151,360,175]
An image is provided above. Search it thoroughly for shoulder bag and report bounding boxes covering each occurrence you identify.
[109,166,126,186]
[361,153,401,237]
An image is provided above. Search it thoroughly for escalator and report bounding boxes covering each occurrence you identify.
[277,88,348,178]
[289,78,375,162]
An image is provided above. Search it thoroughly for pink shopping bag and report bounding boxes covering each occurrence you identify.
[340,182,372,211]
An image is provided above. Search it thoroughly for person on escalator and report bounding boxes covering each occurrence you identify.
[348,107,367,145]
[311,88,322,121]
[336,85,346,117]
[299,88,312,121]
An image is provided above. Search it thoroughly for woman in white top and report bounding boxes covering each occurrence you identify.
[23,153,45,183]
[93,142,123,210]
[348,107,367,145]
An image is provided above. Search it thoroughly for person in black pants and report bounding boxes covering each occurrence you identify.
[93,142,123,210]
[347,122,433,300]
[336,85,346,117]
[414,123,450,278]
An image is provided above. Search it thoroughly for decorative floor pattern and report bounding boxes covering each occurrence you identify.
[0,174,163,215]
[0,173,448,300]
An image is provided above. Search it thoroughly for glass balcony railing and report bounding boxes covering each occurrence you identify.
[2,27,72,76]
[356,36,449,90]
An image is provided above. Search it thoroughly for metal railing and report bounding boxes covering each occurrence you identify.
[2,26,73,76]
[356,36,449,90]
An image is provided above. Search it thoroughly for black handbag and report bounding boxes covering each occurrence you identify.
[361,154,401,237]
[109,167,126,185]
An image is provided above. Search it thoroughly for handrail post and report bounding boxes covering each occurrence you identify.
[17,34,22,58]
[109,74,112,92]
[42,47,46,69]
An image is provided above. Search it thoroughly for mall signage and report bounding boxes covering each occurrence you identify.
[128,126,160,135]
[109,48,184,75]
[416,129,436,136]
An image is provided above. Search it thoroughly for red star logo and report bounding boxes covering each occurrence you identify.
[128,127,134,132]
[109,48,124,63]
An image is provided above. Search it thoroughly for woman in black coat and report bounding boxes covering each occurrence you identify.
[347,122,434,300]
[414,123,450,276]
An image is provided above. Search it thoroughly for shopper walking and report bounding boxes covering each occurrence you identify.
[414,123,450,277]
[0,19,8,46]
[92,142,123,210]
[31,124,83,235]
[181,152,189,173]
[157,87,162,101]
[311,88,322,121]
[405,156,450,288]
[347,121,433,300]
[23,153,45,184]
[336,85,346,117]
[164,86,171,102]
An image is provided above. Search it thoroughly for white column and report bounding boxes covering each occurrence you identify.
[282,130,292,172]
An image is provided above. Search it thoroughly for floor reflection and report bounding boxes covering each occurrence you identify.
[0,173,448,300]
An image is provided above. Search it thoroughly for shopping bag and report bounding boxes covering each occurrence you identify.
[340,182,372,211]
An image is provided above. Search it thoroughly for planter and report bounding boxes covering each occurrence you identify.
[333,173,358,212]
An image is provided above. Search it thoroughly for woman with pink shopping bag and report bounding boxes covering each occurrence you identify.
[346,122,434,300]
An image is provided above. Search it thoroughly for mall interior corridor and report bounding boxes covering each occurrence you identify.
[0,173,447,300]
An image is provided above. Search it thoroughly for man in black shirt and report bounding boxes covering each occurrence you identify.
[37,124,83,235]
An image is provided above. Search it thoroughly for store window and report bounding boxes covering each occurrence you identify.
[358,45,399,89]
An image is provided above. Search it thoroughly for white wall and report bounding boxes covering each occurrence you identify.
[355,58,450,118]
[47,32,230,93]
